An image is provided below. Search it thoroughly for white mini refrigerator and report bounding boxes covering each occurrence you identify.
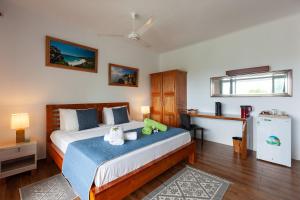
[256,115,291,167]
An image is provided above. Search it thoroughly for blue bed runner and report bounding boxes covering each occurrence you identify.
[62,127,186,200]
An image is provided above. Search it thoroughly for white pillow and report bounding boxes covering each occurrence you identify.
[59,109,79,131]
[103,107,115,125]
[102,106,130,125]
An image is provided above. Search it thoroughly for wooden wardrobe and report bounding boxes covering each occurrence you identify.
[150,70,187,127]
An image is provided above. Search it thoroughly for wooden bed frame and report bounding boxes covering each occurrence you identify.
[46,102,196,200]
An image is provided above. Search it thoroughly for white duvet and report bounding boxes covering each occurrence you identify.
[50,121,191,187]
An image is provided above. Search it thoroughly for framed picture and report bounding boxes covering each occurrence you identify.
[109,63,139,87]
[45,36,98,73]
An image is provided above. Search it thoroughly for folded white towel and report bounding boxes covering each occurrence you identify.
[108,126,124,145]
[124,131,137,140]
[104,133,110,141]
[109,139,124,146]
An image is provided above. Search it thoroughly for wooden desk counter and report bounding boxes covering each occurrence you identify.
[188,112,249,159]
[189,112,246,122]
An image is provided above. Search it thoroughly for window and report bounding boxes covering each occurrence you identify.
[211,70,292,97]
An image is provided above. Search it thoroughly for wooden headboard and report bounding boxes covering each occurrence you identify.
[46,102,129,144]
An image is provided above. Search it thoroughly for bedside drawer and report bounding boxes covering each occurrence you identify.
[0,144,36,161]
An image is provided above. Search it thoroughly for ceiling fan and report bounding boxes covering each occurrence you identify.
[98,12,154,48]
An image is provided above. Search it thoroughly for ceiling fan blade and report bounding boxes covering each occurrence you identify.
[137,39,151,48]
[97,33,125,38]
[136,17,154,36]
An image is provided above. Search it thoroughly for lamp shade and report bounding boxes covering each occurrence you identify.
[141,106,150,114]
[11,113,30,130]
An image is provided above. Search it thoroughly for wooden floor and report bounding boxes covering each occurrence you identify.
[1,140,299,200]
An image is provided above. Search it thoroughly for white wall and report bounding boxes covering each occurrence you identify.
[160,14,300,160]
[0,2,159,159]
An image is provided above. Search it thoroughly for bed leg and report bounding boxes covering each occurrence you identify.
[90,190,95,200]
[188,152,196,164]
[188,141,197,164]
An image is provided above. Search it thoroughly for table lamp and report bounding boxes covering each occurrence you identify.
[141,106,150,120]
[11,113,29,143]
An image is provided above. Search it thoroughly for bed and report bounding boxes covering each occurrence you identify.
[46,102,196,200]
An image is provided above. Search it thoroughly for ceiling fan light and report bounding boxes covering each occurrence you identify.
[128,32,140,40]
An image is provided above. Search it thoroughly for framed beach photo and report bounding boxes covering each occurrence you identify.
[45,36,98,73]
[109,63,139,87]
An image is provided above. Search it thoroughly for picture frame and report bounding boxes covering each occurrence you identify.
[108,63,139,87]
[45,36,98,73]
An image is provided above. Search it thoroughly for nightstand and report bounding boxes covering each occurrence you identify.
[0,141,37,179]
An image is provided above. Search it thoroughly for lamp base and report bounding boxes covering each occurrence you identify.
[16,129,25,143]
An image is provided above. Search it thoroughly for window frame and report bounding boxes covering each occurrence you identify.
[210,69,293,97]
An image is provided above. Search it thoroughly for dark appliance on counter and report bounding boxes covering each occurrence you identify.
[215,102,222,116]
[241,105,252,118]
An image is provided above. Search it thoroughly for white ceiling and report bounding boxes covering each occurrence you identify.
[4,0,300,53]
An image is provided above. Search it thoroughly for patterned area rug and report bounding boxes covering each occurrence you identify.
[143,166,230,200]
[19,174,78,200]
